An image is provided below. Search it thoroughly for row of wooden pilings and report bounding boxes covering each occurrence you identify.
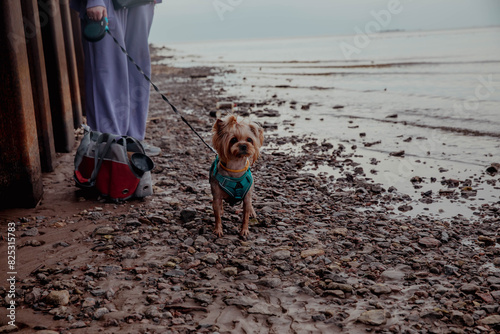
[0,0,85,209]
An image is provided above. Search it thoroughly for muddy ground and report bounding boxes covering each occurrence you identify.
[1,48,500,334]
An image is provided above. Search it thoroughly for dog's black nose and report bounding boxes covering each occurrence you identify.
[239,144,248,152]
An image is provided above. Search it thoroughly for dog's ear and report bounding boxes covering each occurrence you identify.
[250,122,264,147]
[213,118,225,133]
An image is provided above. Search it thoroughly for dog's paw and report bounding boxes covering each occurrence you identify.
[214,227,224,237]
[240,228,249,237]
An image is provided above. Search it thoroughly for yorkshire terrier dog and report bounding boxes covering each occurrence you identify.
[209,114,264,237]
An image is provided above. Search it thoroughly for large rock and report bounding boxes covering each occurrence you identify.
[45,290,70,306]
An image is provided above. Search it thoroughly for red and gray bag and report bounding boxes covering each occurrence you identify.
[74,125,154,201]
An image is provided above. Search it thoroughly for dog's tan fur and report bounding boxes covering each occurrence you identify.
[209,115,264,237]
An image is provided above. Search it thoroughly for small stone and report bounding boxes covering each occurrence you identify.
[418,237,441,248]
[22,227,38,236]
[45,290,70,306]
[398,204,413,212]
[144,305,162,319]
[476,292,494,303]
[460,283,480,294]
[491,290,500,301]
[94,307,110,320]
[114,235,135,247]
[0,325,17,333]
[222,267,238,276]
[443,265,458,275]
[463,313,475,326]
[271,250,290,261]
[180,209,196,223]
[94,226,114,235]
[194,293,213,305]
[380,270,405,282]
[389,150,405,157]
[48,306,69,317]
[202,253,219,264]
[357,309,389,326]
[70,321,87,328]
[225,296,258,307]
[134,267,149,274]
[370,284,392,295]
[478,235,495,246]
[479,314,500,325]
[332,228,348,236]
[248,303,281,316]
[323,290,345,298]
[82,298,96,308]
[301,249,325,258]
[312,313,327,322]
[434,285,449,294]
[258,277,282,288]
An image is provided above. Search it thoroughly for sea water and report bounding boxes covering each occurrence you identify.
[156,27,500,219]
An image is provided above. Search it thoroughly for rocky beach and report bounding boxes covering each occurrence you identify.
[1,44,500,334]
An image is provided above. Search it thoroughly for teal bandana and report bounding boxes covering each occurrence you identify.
[210,156,253,206]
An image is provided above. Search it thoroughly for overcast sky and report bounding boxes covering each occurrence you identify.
[149,0,500,44]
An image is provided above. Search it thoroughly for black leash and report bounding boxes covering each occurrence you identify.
[105,29,217,155]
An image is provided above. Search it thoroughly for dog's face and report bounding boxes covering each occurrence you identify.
[212,115,264,164]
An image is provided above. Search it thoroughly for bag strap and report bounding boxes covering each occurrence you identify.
[74,125,92,169]
[123,136,146,154]
[87,133,119,185]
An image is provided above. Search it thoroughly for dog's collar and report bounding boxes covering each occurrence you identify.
[219,159,250,173]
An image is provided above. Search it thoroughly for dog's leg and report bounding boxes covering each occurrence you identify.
[241,194,253,237]
[213,196,224,237]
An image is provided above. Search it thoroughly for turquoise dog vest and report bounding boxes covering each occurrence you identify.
[210,156,253,205]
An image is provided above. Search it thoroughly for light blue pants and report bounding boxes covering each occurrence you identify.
[82,1,155,140]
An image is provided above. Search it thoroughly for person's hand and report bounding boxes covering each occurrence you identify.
[87,6,107,21]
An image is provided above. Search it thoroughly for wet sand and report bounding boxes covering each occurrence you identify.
[0,47,499,333]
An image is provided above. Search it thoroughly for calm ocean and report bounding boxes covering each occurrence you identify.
[156,27,500,218]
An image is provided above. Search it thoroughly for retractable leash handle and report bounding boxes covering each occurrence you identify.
[83,16,108,42]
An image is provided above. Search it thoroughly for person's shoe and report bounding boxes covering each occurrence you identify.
[141,142,161,157]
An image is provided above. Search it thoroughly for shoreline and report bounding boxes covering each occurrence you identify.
[0,49,499,333]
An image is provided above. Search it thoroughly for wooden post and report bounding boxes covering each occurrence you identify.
[0,0,43,208]
[38,0,75,153]
[60,0,83,128]
[71,9,86,117]
[21,0,56,173]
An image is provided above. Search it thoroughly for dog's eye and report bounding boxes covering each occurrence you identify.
[230,137,238,145]
[246,138,253,144]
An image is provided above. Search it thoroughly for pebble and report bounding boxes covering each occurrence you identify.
[22,227,39,236]
[222,267,238,276]
[460,283,480,294]
[357,309,390,326]
[300,249,325,258]
[45,290,70,306]
[94,307,110,320]
[418,237,441,248]
[370,284,392,295]
[271,250,290,260]
[144,306,162,319]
